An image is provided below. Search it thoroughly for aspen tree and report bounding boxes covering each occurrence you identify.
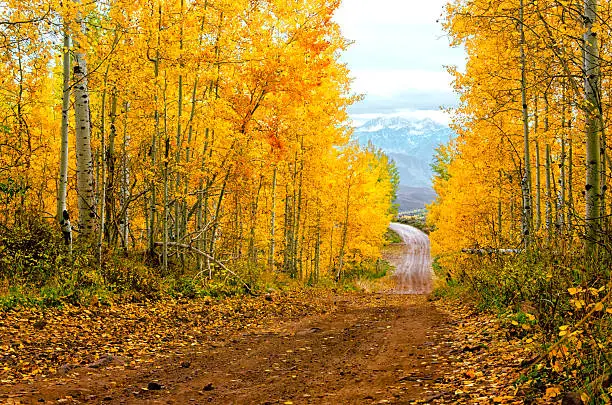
[0,0,397,282]
[174,0,185,262]
[119,101,130,251]
[546,144,553,242]
[105,90,118,245]
[535,92,542,233]
[73,16,97,239]
[584,0,602,256]
[57,29,72,250]
[519,0,533,247]
[148,3,162,257]
[269,165,277,272]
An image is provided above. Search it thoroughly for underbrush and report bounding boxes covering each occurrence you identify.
[433,247,612,403]
[430,258,472,300]
[0,218,284,310]
[384,228,402,244]
[0,217,392,310]
[340,258,395,292]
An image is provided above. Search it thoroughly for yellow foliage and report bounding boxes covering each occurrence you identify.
[0,0,396,279]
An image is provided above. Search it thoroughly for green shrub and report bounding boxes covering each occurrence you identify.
[435,247,612,401]
[0,217,66,285]
[343,258,391,280]
[384,228,402,244]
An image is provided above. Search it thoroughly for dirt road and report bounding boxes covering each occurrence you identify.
[386,223,433,294]
[2,294,456,404]
[1,292,525,404]
[1,228,525,404]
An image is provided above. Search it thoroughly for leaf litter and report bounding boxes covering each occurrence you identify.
[0,291,564,404]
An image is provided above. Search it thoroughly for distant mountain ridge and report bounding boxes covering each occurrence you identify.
[353,117,454,187]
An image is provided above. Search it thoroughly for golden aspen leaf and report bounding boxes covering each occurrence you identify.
[594,302,604,311]
[568,288,579,295]
[545,387,561,398]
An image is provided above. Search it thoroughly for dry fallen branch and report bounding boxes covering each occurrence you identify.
[153,241,257,296]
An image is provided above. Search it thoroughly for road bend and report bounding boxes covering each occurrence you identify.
[387,222,433,294]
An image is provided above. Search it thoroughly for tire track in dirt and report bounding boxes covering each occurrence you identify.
[1,225,529,404]
[386,223,434,294]
[0,294,453,405]
[0,295,528,405]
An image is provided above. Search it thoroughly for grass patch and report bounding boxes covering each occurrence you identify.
[340,258,396,292]
[384,228,402,244]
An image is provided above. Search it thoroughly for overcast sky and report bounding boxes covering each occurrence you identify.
[334,0,466,126]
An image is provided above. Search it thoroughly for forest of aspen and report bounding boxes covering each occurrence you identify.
[1,0,612,403]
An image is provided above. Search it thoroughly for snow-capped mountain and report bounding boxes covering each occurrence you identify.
[354,117,455,188]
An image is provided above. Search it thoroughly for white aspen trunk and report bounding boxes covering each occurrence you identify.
[584,0,602,256]
[106,90,118,245]
[210,183,225,251]
[174,75,183,243]
[73,42,96,238]
[546,144,552,243]
[196,178,205,272]
[209,170,230,277]
[498,171,503,246]
[568,135,574,232]
[162,75,170,273]
[336,182,351,281]
[175,0,185,256]
[97,72,107,266]
[148,4,162,256]
[558,133,566,231]
[235,191,243,259]
[295,156,304,279]
[57,29,72,250]
[268,165,277,272]
[534,96,541,232]
[182,79,198,245]
[120,102,130,251]
[163,138,169,272]
[535,141,541,232]
[314,213,321,283]
[519,0,533,248]
[328,223,334,272]
[196,129,209,273]
[290,158,298,276]
[600,125,607,232]
[283,182,292,273]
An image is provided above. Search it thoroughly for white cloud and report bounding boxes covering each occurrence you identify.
[335,0,448,28]
[350,69,453,98]
[333,0,466,119]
